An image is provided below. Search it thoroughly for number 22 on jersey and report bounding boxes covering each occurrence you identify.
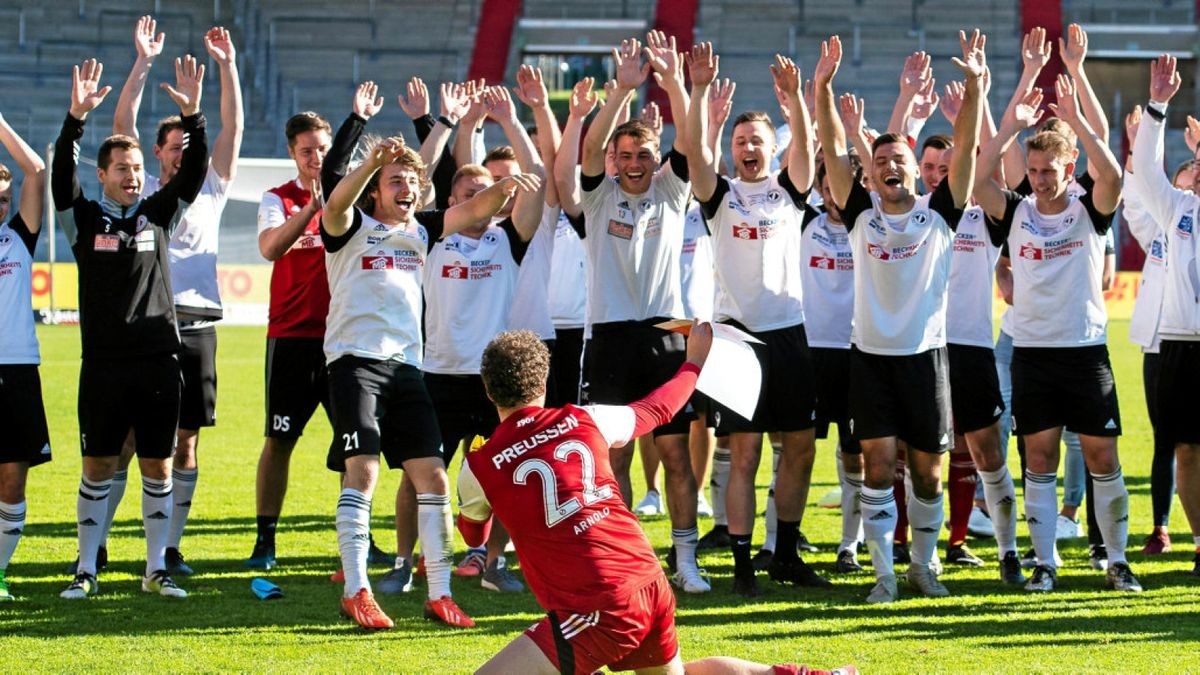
[513,441,614,528]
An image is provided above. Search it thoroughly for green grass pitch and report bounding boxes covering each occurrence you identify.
[3,322,1197,672]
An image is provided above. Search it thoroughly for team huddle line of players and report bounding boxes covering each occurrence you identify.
[2,16,1200,674]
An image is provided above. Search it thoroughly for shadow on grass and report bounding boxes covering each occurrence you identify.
[24,514,371,539]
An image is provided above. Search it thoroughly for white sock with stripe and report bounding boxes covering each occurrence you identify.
[142,476,173,576]
[1024,471,1059,568]
[417,493,453,599]
[710,449,730,527]
[100,469,127,544]
[762,446,781,551]
[336,488,372,597]
[908,491,944,568]
[859,485,896,580]
[840,470,864,553]
[0,500,26,570]
[167,468,197,549]
[978,465,1018,555]
[672,526,700,573]
[1091,467,1130,565]
[77,477,111,576]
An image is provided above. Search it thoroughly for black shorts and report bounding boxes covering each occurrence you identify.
[549,327,585,407]
[811,347,861,454]
[264,337,330,439]
[848,346,953,453]
[1157,340,1200,445]
[585,320,695,437]
[947,343,1004,434]
[0,365,52,467]
[79,355,181,459]
[1010,345,1121,437]
[178,325,217,430]
[712,322,816,434]
[325,356,444,472]
[424,372,500,465]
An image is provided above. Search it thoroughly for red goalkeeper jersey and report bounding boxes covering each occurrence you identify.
[461,362,700,613]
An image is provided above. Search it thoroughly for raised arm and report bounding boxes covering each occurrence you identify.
[813,37,853,208]
[55,59,112,228]
[483,86,546,240]
[555,78,597,218]
[203,26,243,181]
[112,15,164,138]
[322,136,403,237]
[772,54,814,193]
[839,93,872,164]
[887,51,934,137]
[1002,27,1052,188]
[1048,74,1120,214]
[1132,54,1186,228]
[946,42,986,208]
[321,81,384,198]
[975,89,1044,220]
[154,55,208,205]
[443,173,542,236]
[708,78,735,174]
[643,30,689,154]
[513,64,562,208]
[418,82,467,171]
[1059,24,1110,150]
[452,81,486,169]
[0,112,46,232]
[683,41,719,201]
[582,38,646,177]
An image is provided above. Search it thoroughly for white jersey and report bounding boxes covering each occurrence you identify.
[946,206,1001,348]
[579,158,690,324]
[999,190,1111,347]
[321,208,440,365]
[508,209,558,340]
[799,212,855,349]
[1132,110,1200,340]
[424,221,526,374]
[841,180,960,355]
[0,216,40,364]
[548,212,587,329]
[145,164,230,317]
[681,204,714,321]
[703,174,806,331]
[1123,173,1166,352]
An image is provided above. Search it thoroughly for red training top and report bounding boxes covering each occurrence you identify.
[265,180,329,338]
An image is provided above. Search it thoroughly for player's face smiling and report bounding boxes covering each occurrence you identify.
[289,129,331,184]
[731,120,775,182]
[872,141,916,207]
[154,128,185,184]
[614,136,658,195]
[372,164,421,224]
[98,147,145,206]
[920,146,948,192]
[1025,149,1072,206]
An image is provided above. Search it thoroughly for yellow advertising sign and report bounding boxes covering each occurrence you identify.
[32,263,273,310]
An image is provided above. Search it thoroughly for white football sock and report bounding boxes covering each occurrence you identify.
[979,465,1018,555]
[77,477,111,576]
[908,491,944,568]
[0,500,26,570]
[859,485,896,580]
[840,470,864,553]
[672,526,700,573]
[336,488,372,597]
[141,476,173,576]
[1091,467,1129,565]
[100,469,127,544]
[1024,471,1059,568]
[167,468,197,549]
[710,449,730,527]
[762,446,781,551]
[417,492,453,599]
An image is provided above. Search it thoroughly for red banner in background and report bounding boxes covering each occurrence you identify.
[645,0,698,126]
[467,0,522,85]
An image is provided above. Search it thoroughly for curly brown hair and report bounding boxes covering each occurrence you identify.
[480,330,550,408]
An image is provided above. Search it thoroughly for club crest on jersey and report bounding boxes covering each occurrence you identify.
[483,232,499,245]
[1063,214,1076,227]
[767,189,782,204]
[442,264,469,279]
[965,209,981,221]
[912,211,929,226]
[607,219,634,240]
[135,214,150,233]
[639,199,652,211]
[0,233,11,247]
[1178,214,1193,238]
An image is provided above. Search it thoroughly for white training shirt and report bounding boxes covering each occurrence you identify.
[1123,173,1167,352]
[320,208,441,365]
[701,173,807,331]
[946,206,1001,348]
[548,211,587,329]
[1132,108,1200,340]
[579,155,691,324]
[0,215,40,364]
[145,164,231,316]
[994,190,1112,347]
[257,178,323,251]
[681,203,714,321]
[508,208,559,340]
[799,212,855,349]
[424,221,527,374]
[841,179,961,355]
